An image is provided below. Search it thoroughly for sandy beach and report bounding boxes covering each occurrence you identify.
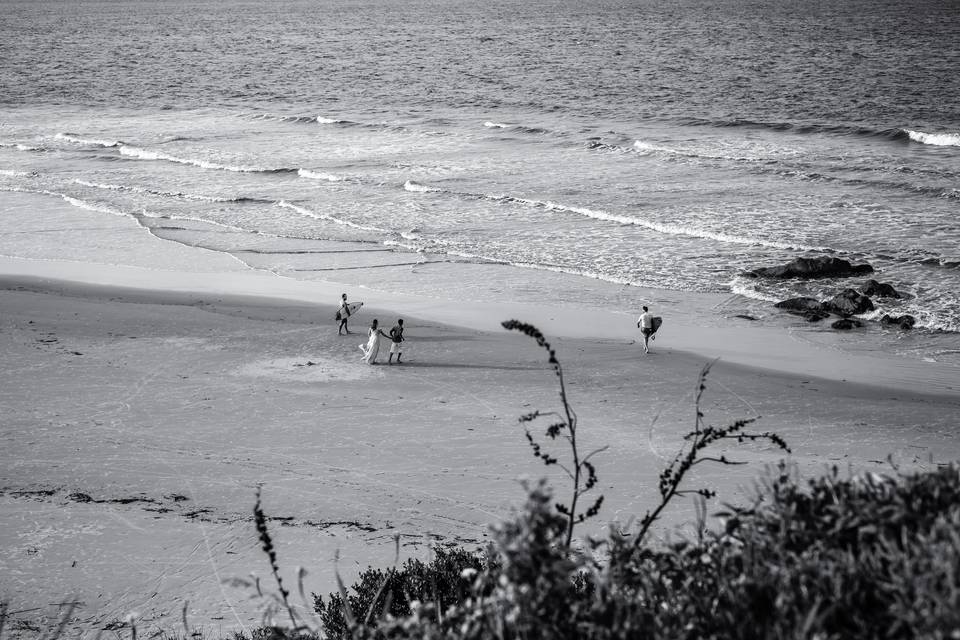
[4,0,958,634]
[2,256,959,637]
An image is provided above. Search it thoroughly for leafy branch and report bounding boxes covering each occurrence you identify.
[632,359,791,546]
[253,486,300,630]
[502,320,608,547]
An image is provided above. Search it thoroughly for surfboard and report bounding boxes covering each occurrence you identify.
[651,316,662,334]
[335,301,363,321]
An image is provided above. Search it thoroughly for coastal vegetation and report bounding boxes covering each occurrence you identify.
[241,323,960,639]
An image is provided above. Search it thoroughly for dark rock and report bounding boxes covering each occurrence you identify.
[832,318,864,330]
[775,297,824,312]
[880,314,916,330]
[745,256,874,279]
[733,314,758,321]
[824,289,875,316]
[861,279,901,299]
[774,297,830,321]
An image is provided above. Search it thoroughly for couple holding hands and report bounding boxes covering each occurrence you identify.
[360,318,404,365]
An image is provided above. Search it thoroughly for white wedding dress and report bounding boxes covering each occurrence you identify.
[359,327,381,364]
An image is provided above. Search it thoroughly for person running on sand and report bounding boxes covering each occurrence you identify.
[388,319,404,365]
[637,305,655,354]
[337,293,352,335]
[359,319,390,364]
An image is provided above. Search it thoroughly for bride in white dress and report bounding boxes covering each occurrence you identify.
[359,319,389,364]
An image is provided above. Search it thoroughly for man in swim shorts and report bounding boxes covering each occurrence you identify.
[388,318,404,364]
[637,306,654,354]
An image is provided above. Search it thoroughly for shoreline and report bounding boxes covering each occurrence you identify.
[2,255,957,399]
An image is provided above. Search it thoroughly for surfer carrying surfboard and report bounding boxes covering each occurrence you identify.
[637,306,656,354]
[337,293,352,335]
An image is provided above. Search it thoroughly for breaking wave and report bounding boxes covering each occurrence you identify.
[483,121,550,135]
[631,139,960,200]
[276,201,389,234]
[905,130,960,147]
[247,113,354,126]
[72,179,270,203]
[669,118,913,142]
[118,145,297,173]
[298,168,345,182]
[403,180,443,193]
[15,188,252,235]
[55,133,121,147]
[0,142,44,152]
[401,179,824,251]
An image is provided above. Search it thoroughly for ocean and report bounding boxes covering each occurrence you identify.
[2,0,959,363]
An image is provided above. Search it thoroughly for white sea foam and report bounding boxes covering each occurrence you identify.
[276,201,387,233]
[727,280,783,304]
[0,169,35,177]
[73,179,237,202]
[39,190,128,217]
[298,168,344,182]
[905,130,960,147]
[73,179,126,191]
[406,180,823,251]
[21,188,248,234]
[403,180,443,193]
[0,143,43,152]
[383,238,658,288]
[315,116,345,124]
[484,121,509,128]
[54,133,120,147]
[633,139,683,155]
[119,145,273,172]
[633,139,760,163]
[506,196,825,251]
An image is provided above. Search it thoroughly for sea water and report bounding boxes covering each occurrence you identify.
[2,0,959,362]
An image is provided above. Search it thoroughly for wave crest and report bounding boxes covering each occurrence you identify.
[0,169,37,177]
[55,133,121,148]
[404,181,821,251]
[118,145,295,173]
[298,169,344,182]
[73,179,267,203]
[403,180,443,193]
[905,130,960,147]
[276,201,388,234]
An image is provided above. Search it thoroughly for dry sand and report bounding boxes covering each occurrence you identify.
[1,257,959,638]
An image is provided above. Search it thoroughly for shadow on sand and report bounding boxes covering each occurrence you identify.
[384,361,543,371]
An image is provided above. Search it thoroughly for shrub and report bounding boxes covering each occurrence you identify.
[261,323,960,639]
[306,465,960,640]
[313,546,485,639]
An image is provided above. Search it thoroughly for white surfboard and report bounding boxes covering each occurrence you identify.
[335,301,363,321]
